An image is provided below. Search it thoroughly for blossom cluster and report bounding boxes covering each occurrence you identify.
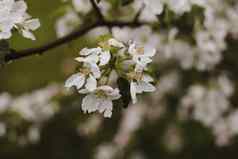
[0,0,40,40]
[179,74,238,146]
[0,85,60,145]
[65,38,156,118]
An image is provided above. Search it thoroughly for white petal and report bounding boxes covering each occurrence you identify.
[79,47,102,56]
[145,48,156,57]
[130,82,137,104]
[97,85,114,92]
[90,63,101,78]
[65,73,85,89]
[21,29,36,40]
[97,86,121,100]
[81,94,99,113]
[128,43,137,55]
[97,98,113,118]
[109,88,121,100]
[79,48,90,55]
[23,19,40,30]
[85,75,97,92]
[104,109,112,118]
[142,74,154,82]
[99,50,111,66]
[137,81,156,92]
[0,31,12,39]
[78,89,89,94]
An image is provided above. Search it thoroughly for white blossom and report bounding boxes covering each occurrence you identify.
[0,0,40,40]
[128,41,156,71]
[80,85,121,118]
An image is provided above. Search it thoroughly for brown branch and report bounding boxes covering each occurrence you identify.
[5,20,146,62]
[90,0,104,21]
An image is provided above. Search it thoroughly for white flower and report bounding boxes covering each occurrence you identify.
[128,42,156,71]
[0,0,40,40]
[80,86,121,118]
[75,47,111,66]
[15,14,40,40]
[65,70,98,92]
[128,71,156,104]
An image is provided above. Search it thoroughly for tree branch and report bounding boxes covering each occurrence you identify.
[5,20,146,62]
[90,0,104,21]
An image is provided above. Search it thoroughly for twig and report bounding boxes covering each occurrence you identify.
[5,20,147,62]
[90,0,104,21]
[133,4,145,23]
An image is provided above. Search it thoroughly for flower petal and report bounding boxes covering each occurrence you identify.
[99,50,111,66]
[142,74,154,82]
[21,29,36,40]
[81,94,99,113]
[137,81,156,92]
[130,82,137,104]
[97,98,113,118]
[85,74,97,92]
[90,63,101,78]
[65,73,85,89]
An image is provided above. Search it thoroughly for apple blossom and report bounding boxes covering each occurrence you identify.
[0,0,40,40]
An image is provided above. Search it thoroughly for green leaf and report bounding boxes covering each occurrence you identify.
[121,0,134,6]
[117,77,131,108]
[0,40,10,68]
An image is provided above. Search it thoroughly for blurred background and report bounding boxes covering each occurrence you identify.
[1,0,238,159]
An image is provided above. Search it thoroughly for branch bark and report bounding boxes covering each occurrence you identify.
[5,21,146,62]
[4,1,147,63]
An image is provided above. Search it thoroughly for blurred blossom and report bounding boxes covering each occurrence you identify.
[112,26,160,50]
[178,74,238,146]
[163,124,184,153]
[155,71,180,98]
[72,0,92,14]
[0,85,60,124]
[167,0,192,15]
[133,0,164,22]
[55,8,81,37]
[228,110,238,135]
[77,115,103,137]
[180,83,231,126]
[86,27,109,40]
[0,93,11,113]
[114,104,146,147]
[27,126,40,144]
[94,143,119,159]
[0,122,6,137]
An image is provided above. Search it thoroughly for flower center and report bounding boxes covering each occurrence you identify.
[95,90,108,98]
[136,47,144,55]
